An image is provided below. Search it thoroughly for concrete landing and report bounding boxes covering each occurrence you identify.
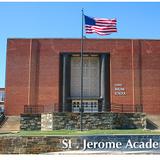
[146,115,160,130]
[0,116,20,132]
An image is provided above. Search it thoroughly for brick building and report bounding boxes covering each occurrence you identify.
[5,38,160,115]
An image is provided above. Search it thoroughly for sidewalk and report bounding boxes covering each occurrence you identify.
[43,150,159,155]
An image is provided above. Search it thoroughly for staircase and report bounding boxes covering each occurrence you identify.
[146,115,160,130]
[0,116,20,132]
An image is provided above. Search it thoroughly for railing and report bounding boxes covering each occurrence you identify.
[23,103,143,114]
[24,104,58,114]
[111,103,143,113]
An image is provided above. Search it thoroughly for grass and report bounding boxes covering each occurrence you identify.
[4,129,160,136]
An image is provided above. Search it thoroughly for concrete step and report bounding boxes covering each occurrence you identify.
[146,115,160,130]
[0,116,20,132]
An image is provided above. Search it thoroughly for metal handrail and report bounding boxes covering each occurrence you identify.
[111,103,143,113]
[23,104,58,114]
[23,103,143,114]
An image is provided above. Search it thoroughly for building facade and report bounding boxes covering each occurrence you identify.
[5,38,160,115]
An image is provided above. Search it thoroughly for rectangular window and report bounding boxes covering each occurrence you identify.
[0,104,4,112]
[0,91,5,102]
[70,56,99,98]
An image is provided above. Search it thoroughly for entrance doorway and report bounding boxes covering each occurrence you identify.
[60,53,110,112]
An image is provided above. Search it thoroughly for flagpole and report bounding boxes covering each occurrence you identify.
[80,9,84,131]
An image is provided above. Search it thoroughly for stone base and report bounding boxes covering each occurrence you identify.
[52,112,146,130]
[20,114,41,131]
[20,112,146,131]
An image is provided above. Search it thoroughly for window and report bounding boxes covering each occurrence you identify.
[0,91,5,102]
[0,104,4,112]
[72,100,98,113]
[70,56,100,98]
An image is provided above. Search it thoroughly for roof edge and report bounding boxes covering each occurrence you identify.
[7,38,160,41]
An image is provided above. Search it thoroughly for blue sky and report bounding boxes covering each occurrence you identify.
[0,2,160,87]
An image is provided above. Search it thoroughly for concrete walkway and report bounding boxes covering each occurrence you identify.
[0,116,20,132]
[42,150,159,155]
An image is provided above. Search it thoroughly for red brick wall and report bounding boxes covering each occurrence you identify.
[5,39,31,115]
[5,38,160,115]
[141,40,160,114]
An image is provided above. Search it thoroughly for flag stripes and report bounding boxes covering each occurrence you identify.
[84,15,117,36]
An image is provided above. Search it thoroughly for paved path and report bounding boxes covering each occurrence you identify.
[0,116,20,132]
[43,150,159,155]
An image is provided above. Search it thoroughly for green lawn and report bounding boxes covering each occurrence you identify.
[7,129,160,136]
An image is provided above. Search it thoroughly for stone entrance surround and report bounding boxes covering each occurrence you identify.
[20,112,146,131]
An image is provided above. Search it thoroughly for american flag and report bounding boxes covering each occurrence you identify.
[84,15,117,36]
